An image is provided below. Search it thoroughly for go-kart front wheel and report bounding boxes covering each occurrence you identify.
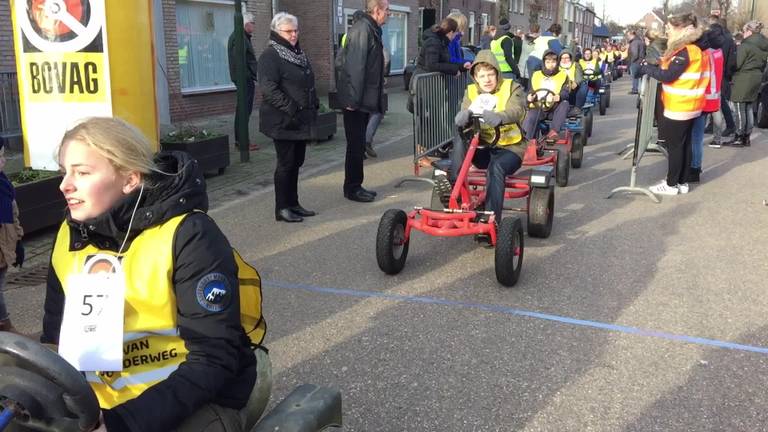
[376,209,410,275]
[495,217,524,287]
[527,185,554,238]
[585,110,593,138]
[599,94,607,116]
[554,148,570,187]
[606,87,612,108]
[571,133,584,169]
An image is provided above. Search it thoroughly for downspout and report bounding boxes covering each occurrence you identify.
[272,0,279,15]
[439,0,443,21]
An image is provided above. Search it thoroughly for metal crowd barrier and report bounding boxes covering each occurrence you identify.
[0,71,22,147]
[410,71,469,176]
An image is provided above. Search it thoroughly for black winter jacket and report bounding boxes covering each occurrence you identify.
[414,28,462,77]
[258,32,319,141]
[228,31,258,82]
[335,13,385,113]
[42,152,257,432]
[629,35,646,65]
[708,23,736,80]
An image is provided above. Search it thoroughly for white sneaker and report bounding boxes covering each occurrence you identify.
[649,180,679,196]
[678,183,690,194]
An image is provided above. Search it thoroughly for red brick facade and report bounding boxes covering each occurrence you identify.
[1,1,16,73]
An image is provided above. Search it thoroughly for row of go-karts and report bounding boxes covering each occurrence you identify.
[375,67,618,287]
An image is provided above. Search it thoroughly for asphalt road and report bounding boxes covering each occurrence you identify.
[8,77,768,431]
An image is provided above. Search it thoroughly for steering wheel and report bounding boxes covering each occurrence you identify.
[459,113,501,147]
[528,88,558,112]
[0,332,100,432]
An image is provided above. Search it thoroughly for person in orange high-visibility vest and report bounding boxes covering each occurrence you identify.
[640,13,709,196]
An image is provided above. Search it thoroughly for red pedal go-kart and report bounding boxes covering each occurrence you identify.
[524,88,574,187]
[376,114,555,287]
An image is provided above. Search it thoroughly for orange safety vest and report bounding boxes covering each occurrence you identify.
[660,44,709,121]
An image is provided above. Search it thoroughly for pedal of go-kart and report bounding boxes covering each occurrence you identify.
[523,141,539,165]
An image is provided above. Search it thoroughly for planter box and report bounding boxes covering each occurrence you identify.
[16,175,66,234]
[160,135,230,175]
[314,112,337,142]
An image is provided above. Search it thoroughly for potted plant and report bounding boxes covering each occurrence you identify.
[160,126,230,175]
[10,169,66,234]
[314,104,337,142]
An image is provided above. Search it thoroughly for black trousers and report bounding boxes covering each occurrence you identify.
[274,139,307,210]
[343,110,370,194]
[659,117,693,186]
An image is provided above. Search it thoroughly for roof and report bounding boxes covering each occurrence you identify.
[592,24,611,38]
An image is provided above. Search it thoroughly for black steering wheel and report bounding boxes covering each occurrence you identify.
[0,332,100,432]
[459,113,501,147]
[528,88,558,112]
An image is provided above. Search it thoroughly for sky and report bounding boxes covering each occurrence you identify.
[592,0,661,25]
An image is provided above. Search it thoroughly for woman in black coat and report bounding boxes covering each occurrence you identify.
[258,12,319,223]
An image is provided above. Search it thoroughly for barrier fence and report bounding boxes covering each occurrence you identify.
[410,72,469,175]
[0,71,22,145]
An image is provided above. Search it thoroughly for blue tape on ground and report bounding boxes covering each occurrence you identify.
[264,280,768,355]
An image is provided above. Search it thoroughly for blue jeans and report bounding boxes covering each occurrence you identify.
[630,63,640,92]
[691,114,706,170]
[472,148,523,221]
[365,112,384,145]
[573,81,588,108]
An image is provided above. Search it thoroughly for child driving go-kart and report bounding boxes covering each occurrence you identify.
[450,50,527,222]
[579,47,603,95]
[522,50,572,142]
[558,49,586,114]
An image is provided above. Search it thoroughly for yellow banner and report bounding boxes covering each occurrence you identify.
[22,52,110,103]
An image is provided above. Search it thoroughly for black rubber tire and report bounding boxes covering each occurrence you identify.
[527,185,554,238]
[571,133,583,168]
[606,87,611,108]
[555,147,570,187]
[757,101,768,128]
[585,110,593,138]
[430,188,445,210]
[376,209,410,275]
[495,217,524,287]
[599,93,607,115]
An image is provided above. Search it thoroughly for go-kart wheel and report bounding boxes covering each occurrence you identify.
[527,185,554,238]
[585,110,593,138]
[495,217,524,287]
[571,133,584,169]
[0,332,100,432]
[606,87,611,108]
[376,209,410,275]
[636,95,641,109]
[599,93,607,116]
[555,147,570,187]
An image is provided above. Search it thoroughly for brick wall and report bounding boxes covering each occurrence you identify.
[278,0,333,93]
[0,1,16,73]
[163,0,271,123]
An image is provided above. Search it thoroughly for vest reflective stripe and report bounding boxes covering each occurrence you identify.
[660,44,709,121]
[52,212,266,409]
[490,36,513,72]
[703,48,723,112]
[467,79,523,146]
[341,33,347,48]
[530,70,568,96]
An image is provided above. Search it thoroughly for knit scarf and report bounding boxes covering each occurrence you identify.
[268,36,309,69]
[0,173,15,224]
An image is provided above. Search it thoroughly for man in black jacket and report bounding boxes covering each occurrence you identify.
[627,30,646,94]
[708,15,736,136]
[336,0,389,202]
[228,13,260,151]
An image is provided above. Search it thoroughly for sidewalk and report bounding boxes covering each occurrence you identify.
[4,89,414,286]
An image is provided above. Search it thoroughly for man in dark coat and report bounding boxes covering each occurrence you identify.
[336,0,389,202]
[627,30,646,94]
[228,13,260,151]
[707,16,737,135]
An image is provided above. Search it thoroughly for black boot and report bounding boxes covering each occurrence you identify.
[687,167,701,183]
[744,133,751,147]
[729,134,745,147]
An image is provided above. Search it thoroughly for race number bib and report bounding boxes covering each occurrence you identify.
[469,93,498,115]
[59,257,126,372]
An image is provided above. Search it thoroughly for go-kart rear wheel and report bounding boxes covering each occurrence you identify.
[527,185,554,238]
[599,94,607,115]
[495,217,524,287]
[376,209,410,275]
[555,147,570,187]
[585,110,593,138]
[606,87,612,108]
[571,133,584,168]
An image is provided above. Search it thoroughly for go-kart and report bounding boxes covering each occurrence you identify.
[526,88,579,184]
[0,332,342,432]
[376,113,556,287]
[583,71,610,116]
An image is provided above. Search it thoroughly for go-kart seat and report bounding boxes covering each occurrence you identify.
[241,348,273,430]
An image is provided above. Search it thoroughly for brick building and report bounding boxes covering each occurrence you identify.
[635,10,665,33]
[505,0,559,34]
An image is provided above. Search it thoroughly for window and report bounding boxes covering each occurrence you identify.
[176,1,236,93]
[382,11,408,74]
[469,12,476,44]
[481,13,489,30]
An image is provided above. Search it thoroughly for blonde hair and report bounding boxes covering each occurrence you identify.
[447,12,468,34]
[58,117,157,175]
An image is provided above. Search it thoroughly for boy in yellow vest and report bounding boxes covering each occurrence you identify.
[450,50,527,222]
[522,49,572,141]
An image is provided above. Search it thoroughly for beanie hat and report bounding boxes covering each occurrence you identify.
[499,18,511,34]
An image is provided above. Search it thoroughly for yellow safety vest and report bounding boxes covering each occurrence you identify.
[490,35,513,73]
[579,58,600,80]
[341,33,348,48]
[51,213,266,409]
[530,69,568,99]
[660,44,709,120]
[560,64,577,83]
[467,79,523,146]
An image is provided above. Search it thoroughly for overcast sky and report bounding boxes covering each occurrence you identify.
[591,0,662,25]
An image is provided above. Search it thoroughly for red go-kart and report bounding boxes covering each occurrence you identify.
[375,114,555,287]
[522,88,575,187]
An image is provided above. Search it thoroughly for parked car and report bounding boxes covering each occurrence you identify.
[756,65,768,128]
[403,45,480,91]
